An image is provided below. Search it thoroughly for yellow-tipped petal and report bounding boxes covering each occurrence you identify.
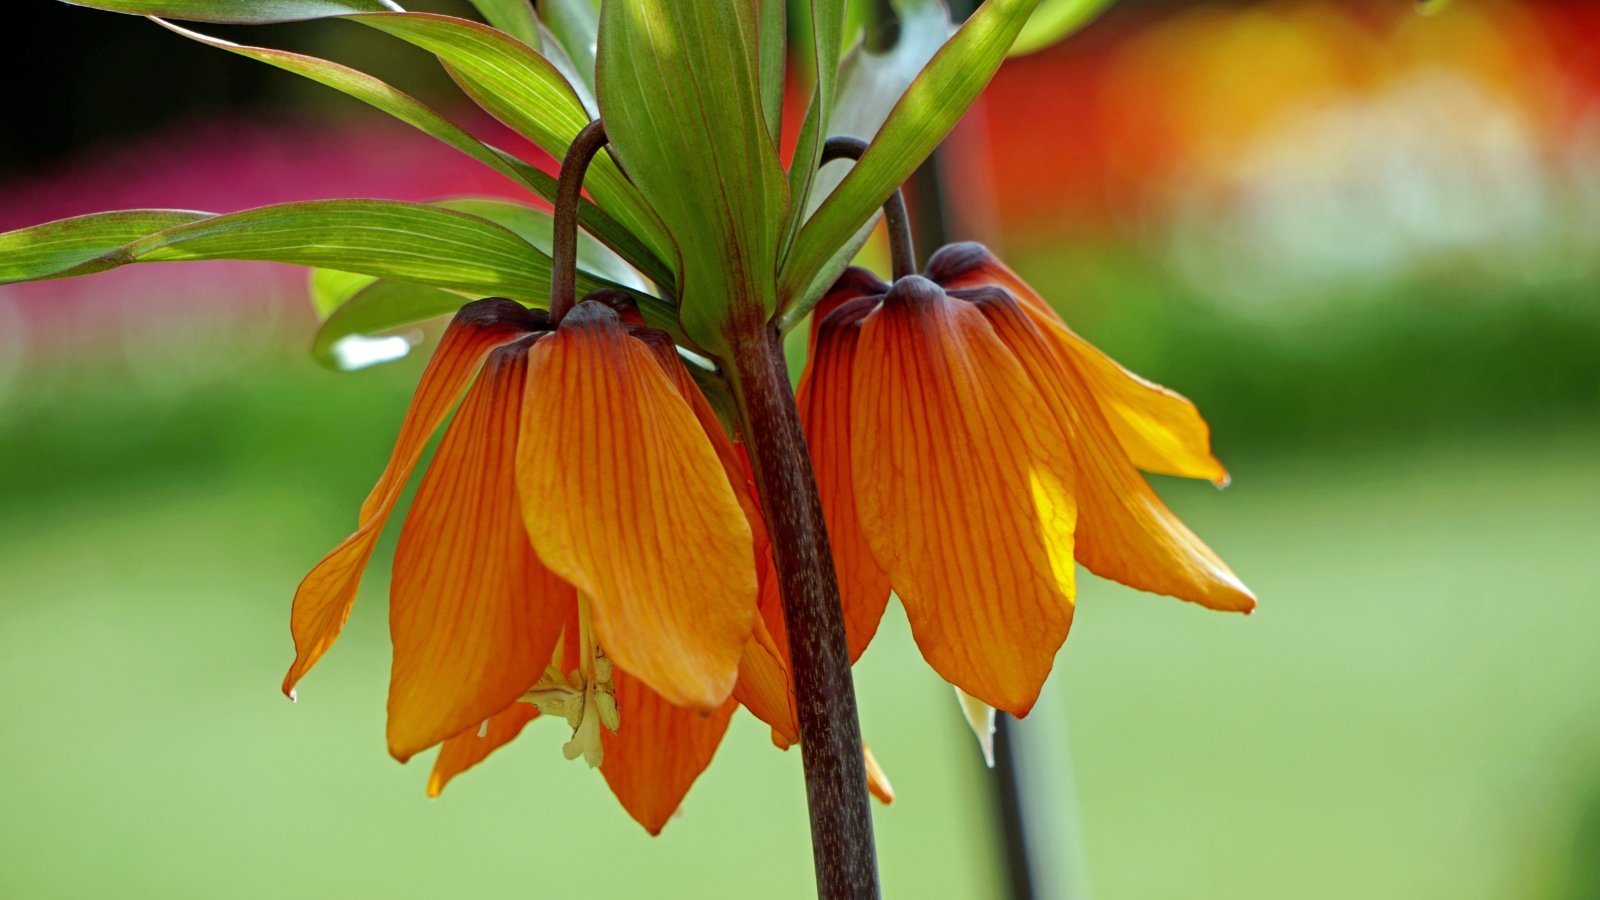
[969,288,1256,613]
[929,243,1228,485]
[851,277,1077,716]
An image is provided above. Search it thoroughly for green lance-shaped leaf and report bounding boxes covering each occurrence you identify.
[597,0,789,352]
[757,0,787,145]
[57,0,398,22]
[307,196,642,319]
[146,17,671,291]
[350,13,675,280]
[463,0,542,48]
[309,266,379,319]
[1,200,556,301]
[779,0,846,260]
[55,4,676,289]
[778,0,1041,313]
[779,0,956,328]
[433,197,646,291]
[1008,0,1113,57]
[308,198,674,371]
[150,19,532,190]
[0,210,209,283]
[312,280,466,371]
[540,0,600,98]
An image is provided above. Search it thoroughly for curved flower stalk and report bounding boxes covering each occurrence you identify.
[797,249,1257,716]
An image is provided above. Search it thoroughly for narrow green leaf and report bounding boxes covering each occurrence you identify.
[597,0,789,350]
[312,280,467,370]
[757,0,787,145]
[51,5,683,305]
[0,210,208,283]
[779,0,1041,309]
[536,22,599,117]
[148,17,671,291]
[58,0,398,22]
[1008,0,1113,57]
[842,0,870,49]
[779,0,846,260]
[305,197,650,325]
[432,197,645,290]
[2,200,556,302]
[308,267,378,319]
[777,217,877,335]
[151,19,533,190]
[539,0,600,97]
[351,13,675,279]
[306,196,678,368]
[463,0,542,47]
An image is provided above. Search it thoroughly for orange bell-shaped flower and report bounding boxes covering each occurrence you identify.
[283,297,775,833]
[798,250,1256,716]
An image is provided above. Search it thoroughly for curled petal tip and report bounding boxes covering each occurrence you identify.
[924,241,997,282]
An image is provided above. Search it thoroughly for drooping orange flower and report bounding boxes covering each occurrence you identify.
[797,245,1256,717]
[283,296,797,833]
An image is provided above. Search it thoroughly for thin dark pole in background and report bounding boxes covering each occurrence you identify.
[991,716,1040,900]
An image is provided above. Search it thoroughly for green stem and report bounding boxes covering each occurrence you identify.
[724,317,880,900]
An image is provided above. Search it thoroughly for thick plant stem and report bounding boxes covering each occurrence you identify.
[725,319,881,900]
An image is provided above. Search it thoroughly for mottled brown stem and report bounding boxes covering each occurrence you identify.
[724,318,880,900]
[549,119,609,325]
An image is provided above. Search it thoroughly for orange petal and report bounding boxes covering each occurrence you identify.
[283,299,540,698]
[517,301,757,711]
[599,665,737,835]
[798,297,894,661]
[967,288,1256,614]
[928,243,1228,485]
[387,341,578,762]
[427,702,540,798]
[804,266,890,348]
[850,277,1077,716]
[753,544,799,750]
[734,566,799,746]
[863,742,895,805]
[627,338,800,742]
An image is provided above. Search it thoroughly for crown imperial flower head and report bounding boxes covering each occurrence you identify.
[798,244,1257,716]
[282,296,798,833]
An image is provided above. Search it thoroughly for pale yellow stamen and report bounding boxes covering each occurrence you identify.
[519,596,618,767]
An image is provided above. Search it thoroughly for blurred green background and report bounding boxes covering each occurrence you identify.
[2,1,1598,898]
